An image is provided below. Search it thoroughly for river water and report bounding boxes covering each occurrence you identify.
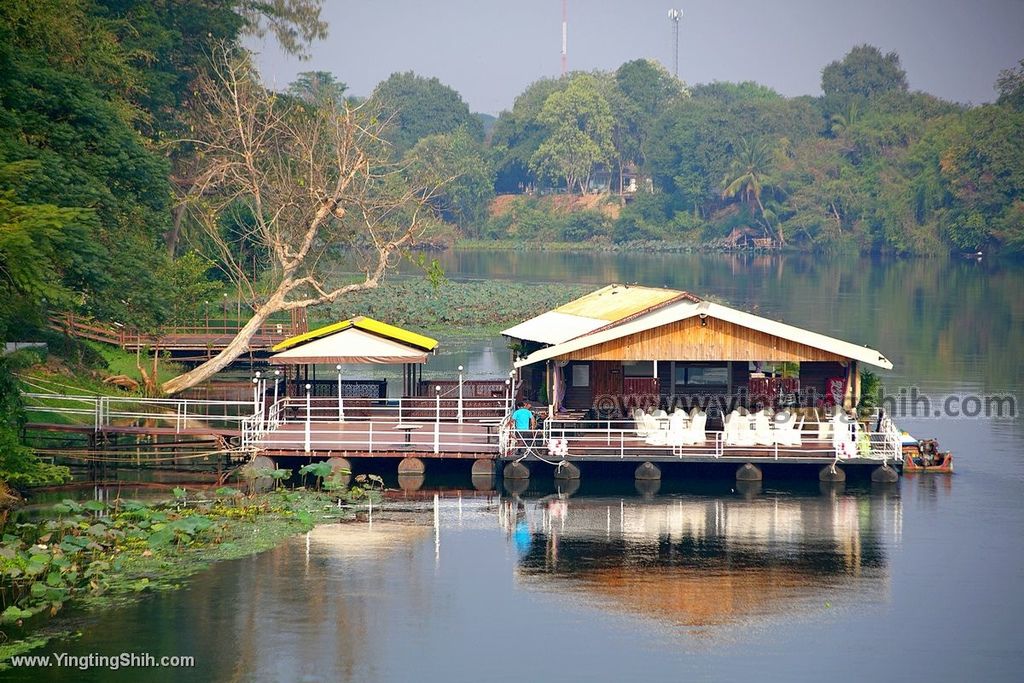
[10,252,1024,682]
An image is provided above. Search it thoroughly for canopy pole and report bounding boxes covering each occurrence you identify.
[457,365,464,424]
[336,364,344,422]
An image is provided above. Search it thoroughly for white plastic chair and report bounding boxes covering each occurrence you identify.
[634,408,648,437]
[643,414,666,445]
[831,412,856,458]
[687,410,707,446]
[775,412,804,447]
[754,409,774,446]
[666,410,691,448]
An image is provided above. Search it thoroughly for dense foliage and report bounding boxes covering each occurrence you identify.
[370,71,484,157]
[478,48,1023,257]
[0,0,327,480]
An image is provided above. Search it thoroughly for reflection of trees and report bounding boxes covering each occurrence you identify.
[513,492,898,627]
[157,523,433,682]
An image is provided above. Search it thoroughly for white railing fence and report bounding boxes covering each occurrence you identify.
[243,394,512,454]
[22,393,255,435]
[500,413,904,462]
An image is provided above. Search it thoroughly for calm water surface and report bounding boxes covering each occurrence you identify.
[11,252,1024,682]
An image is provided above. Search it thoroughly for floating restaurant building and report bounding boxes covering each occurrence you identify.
[504,284,892,417]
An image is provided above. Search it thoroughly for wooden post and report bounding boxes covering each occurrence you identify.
[844,360,859,410]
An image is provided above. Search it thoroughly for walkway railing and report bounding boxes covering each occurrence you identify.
[500,412,902,463]
[22,393,254,435]
[47,312,302,351]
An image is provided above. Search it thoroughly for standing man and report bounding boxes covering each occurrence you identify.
[511,400,536,456]
[512,401,536,431]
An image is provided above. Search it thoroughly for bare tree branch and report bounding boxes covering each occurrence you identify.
[161,44,441,394]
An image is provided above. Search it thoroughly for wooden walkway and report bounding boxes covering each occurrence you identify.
[47,312,306,357]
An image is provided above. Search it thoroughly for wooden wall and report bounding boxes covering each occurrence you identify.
[558,316,848,363]
[798,361,847,404]
[563,361,593,410]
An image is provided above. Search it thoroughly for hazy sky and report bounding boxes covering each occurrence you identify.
[250,0,1024,114]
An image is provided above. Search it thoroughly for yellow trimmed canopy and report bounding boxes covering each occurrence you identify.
[269,316,438,366]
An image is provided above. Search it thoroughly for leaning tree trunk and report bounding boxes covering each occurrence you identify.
[160,304,275,395]
[755,195,784,245]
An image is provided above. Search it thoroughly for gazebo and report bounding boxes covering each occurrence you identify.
[268,316,438,400]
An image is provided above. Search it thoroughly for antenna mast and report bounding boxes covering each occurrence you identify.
[668,8,683,79]
[561,0,568,76]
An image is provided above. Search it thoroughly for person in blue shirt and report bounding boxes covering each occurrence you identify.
[511,401,536,431]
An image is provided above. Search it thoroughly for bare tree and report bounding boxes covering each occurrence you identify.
[161,47,437,394]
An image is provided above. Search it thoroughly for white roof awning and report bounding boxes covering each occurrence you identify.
[514,299,893,370]
[501,311,608,346]
[269,327,429,365]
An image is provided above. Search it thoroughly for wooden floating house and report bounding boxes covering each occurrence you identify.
[245,287,905,485]
[500,284,901,483]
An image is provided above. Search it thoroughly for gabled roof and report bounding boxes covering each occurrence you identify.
[501,284,696,346]
[270,326,433,365]
[272,316,437,353]
[513,291,893,370]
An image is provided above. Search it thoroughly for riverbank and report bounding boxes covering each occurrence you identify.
[455,238,768,253]
[0,486,372,665]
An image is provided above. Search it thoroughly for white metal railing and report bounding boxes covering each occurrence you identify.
[22,393,254,435]
[499,414,903,462]
[242,393,513,454]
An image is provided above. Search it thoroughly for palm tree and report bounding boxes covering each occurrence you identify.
[721,137,784,244]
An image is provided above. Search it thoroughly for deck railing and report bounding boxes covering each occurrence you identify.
[502,411,901,463]
[244,394,512,454]
[23,393,255,435]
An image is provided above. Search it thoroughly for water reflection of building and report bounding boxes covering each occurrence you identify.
[504,491,900,627]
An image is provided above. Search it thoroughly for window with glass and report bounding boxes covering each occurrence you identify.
[622,361,655,377]
[674,363,729,387]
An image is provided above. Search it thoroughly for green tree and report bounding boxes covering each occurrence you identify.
[370,71,483,156]
[287,70,347,106]
[530,74,615,193]
[995,58,1024,111]
[406,128,494,236]
[612,59,686,186]
[821,44,908,99]
[721,137,782,243]
[490,77,567,193]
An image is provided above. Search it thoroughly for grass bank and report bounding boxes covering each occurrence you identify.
[13,334,184,399]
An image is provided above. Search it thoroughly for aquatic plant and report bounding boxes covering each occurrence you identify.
[0,487,371,632]
[318,279,590,331]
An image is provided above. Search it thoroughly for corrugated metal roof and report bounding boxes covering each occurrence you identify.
[555,284,690,320]
[514,296,893,370]
[272,316,438,353]
[501,284,695,345]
